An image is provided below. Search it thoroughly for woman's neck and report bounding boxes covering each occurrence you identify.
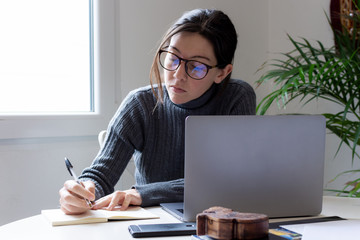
[171,83,218,109]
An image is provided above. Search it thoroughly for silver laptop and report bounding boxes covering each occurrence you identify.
[161,115,326,222]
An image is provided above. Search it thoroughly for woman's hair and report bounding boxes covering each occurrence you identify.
[150,9,238,103]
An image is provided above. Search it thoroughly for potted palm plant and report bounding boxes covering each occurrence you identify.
[256,1,360,196]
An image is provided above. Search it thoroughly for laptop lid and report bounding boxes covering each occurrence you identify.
[182,115,326,222]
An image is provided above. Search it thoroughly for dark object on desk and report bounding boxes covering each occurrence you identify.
[128,222,196,238]
[196,206,269,240]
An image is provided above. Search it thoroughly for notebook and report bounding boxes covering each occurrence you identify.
[42,206,159,226]
[161,115,326,222]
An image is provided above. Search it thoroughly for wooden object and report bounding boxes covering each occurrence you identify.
[196,206,268,240]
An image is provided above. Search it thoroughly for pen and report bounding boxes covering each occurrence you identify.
[64,157,93,208]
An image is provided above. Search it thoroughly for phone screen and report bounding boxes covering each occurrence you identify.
[128,222,196,237]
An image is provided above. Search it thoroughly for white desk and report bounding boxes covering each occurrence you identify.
[0,206,187,240]
[1,196,359,240]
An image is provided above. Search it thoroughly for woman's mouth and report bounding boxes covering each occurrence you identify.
[170,86,186,93]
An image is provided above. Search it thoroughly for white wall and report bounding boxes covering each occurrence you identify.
[1,0,357,226]
[0,136,99,224]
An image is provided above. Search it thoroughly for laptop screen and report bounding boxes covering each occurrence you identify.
[183,115,325,221]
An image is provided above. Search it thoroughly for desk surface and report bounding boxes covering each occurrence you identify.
[1,196,359,240]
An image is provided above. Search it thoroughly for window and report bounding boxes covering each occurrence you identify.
[0,0,93,113]
[0,0,119,139]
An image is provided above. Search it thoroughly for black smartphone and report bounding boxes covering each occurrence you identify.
[128,222,196,238]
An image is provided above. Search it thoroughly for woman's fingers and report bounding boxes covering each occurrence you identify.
[107,191,124,210]
[92,194,113,210]
[59,180,95,215]
[64,180,95,201]
[92,191,124,210]
[83,181,96,196]
[59,187,90,214]
[92,188,142,211]
[120,189,141,210]
[120,193,132,210]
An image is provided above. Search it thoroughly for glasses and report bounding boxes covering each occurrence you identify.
[158,50,219,80]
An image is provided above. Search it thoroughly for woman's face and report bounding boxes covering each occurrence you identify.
[163,32,232,105]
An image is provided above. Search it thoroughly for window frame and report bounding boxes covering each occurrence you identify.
[0,0,119,139]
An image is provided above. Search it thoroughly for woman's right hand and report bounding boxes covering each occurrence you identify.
[59,180,96,215]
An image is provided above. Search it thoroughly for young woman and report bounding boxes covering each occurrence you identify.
[59,8,256,215]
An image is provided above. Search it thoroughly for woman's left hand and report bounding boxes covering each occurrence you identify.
[92,188,142,211]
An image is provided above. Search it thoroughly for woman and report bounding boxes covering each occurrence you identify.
[59,8,256,215]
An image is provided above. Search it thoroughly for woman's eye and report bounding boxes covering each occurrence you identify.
[170,57,178,63]
[189,62,205,71]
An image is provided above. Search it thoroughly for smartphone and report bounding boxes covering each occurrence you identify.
[128,222,196,238]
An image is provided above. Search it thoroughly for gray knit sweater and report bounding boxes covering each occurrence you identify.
[79,79,256,207]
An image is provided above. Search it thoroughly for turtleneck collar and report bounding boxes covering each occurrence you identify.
[167,83,219,109]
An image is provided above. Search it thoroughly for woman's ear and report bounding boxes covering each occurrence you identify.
[214,64,233,84]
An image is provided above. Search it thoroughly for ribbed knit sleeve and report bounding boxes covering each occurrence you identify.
[79,88,151,199]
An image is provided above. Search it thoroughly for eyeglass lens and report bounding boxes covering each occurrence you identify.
[159,51,208,79]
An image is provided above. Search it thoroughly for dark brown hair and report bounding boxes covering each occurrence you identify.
[150,9,238,103]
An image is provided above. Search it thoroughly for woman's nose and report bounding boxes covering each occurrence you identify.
[173,61,188,80]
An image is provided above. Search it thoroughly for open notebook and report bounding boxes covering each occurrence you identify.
[41,207,159,226]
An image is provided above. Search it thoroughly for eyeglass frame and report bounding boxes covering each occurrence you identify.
[158,50,221,80]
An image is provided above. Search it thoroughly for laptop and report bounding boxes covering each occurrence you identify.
[161,115,326,222]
